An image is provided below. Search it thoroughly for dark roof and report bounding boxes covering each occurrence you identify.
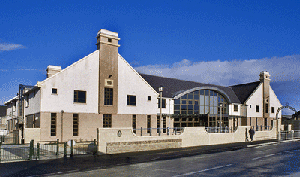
[0,105,7,117]
[230,81,261,104]
[140,74,241,104]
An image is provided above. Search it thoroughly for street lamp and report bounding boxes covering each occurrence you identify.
[159,85,163,134]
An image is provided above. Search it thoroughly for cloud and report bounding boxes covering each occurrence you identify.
[0,43,25,51]
[135,55,300,86]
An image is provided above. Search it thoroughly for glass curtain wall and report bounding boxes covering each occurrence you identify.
[174,89,229,127]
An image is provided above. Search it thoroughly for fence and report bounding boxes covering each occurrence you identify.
[0,139,97,163]
[280,130,300,141]
[205,126,238,133]
[132,127,184,136]
[255,125,272,131]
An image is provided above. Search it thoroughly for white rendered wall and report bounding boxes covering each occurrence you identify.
[269,86,282,118]
[229,104,241,116]
[118,55,158,114]
[25,90,41,115]
[245,83,263,117]
[40,50,99,113]
[157,98,174,115]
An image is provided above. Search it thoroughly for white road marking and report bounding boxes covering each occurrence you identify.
[252,157,262,160]
[176,164,232,176]
[265,154,275,157]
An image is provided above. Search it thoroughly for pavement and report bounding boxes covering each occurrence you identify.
[0,139,294,177]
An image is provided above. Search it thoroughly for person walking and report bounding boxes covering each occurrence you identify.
[249,126,255,142]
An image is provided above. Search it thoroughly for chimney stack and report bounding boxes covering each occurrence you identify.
[46,65,61,78]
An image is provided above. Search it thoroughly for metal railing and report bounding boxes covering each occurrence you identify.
[255,125,273,131]
[1,139,97,163]
[280,130,300,141]
[205,126,237,133]
[133,127,185,136]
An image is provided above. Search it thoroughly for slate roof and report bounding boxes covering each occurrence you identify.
[230,81,261,104]
[140,74,241,104]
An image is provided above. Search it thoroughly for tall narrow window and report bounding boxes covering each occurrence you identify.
[158,98,166,108]
[163,116,166,133]
[103,114,112,128]
[127,95,136,105]
[256,105,259,112]
[148,96,151,101]
[157,116,160,133]
[265,118,268,129]
[133,115,136,133]
[73,114,79,136]
[104,88,113,105]
[51,113,56,136]
[74,90,86,103]
[265,104,268,113]
[147,115,151,133]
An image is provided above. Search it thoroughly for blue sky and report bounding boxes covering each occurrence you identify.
[1,0,299,114]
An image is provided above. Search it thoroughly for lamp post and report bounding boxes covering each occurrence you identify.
[159,85,163,133]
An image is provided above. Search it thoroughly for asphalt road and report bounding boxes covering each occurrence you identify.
[2,140,300,177]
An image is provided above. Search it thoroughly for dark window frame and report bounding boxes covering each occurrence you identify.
[104,88,113,105]
[73,114,79,136]
[271,107,275,113]
[158,98,166,108]
[127,95,136,106]
[234,105,238,112]
[52,88,58,94]
[74,90,86,103]
[147,115,151,133]
[133,115,136,133]
[256,105,259,112]
[103,114,112,128]
[51,113,56,136]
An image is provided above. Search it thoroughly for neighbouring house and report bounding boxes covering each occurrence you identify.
[4,29,282,144]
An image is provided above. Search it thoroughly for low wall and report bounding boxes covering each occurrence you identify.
[98,128,181,154]
[24,128,41,144]
[98,126,277,154]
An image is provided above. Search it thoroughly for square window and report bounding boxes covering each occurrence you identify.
[108,38,112,42]
[74,90,86,103]
[148,96,151,101]
[103,114,112,128]
[52,88,57,94]
[127,95,136,106]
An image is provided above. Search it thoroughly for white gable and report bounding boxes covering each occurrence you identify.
[245,83,263,117]
[118,54,158,114]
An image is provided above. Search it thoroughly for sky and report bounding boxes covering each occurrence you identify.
[0,0,299,115]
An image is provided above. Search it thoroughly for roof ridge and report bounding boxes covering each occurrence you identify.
[230,81,260,87]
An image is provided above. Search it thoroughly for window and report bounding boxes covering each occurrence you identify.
[51,113,56,136]
[234,105,238,112]
[256,105,259,112]
[74,90,86,103]
[148,96,151,101]
[104,88,113,105]
[271,107,275,113]
[163,116,166,133]
[147,115,151,133]
[250,105,251,108]
[52,88,57,94]
[103,114,112,128]
[158,98,166,108]
[25,96,29,107]
[157,116,160,133]
[127,95,136,106]
[73,114,79,136]
[265,104,268,113]
[133,115,136,133]
[108,38,112,42]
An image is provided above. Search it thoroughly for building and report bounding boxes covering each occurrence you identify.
[4,29,282,143]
